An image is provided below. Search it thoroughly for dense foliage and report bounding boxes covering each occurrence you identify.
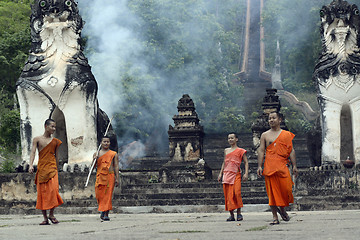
[0,0,31,162]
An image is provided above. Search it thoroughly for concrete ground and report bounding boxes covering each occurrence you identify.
[0,209,359,240]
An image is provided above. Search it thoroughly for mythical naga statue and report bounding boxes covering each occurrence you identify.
[313,0,360,165]
[16,0,117,167]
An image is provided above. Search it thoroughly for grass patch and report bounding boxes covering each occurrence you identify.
[61,219,81,223]
[160,230,208,234]
[0,225,9,227]
[159,220,187,224]
[80,230,95,234]
[245,225,268,231]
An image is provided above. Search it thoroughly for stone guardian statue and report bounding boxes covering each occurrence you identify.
[313,0,360,165]
[16,0,117,167]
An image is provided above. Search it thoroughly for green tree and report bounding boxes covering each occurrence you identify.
[0,0,31,154]
[0,0,32,93]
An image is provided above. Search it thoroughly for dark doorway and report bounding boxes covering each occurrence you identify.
[51,107,68,166]
[340,104,354,160]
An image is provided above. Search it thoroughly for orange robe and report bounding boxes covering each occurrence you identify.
[263,130,295,207]
[95,150,117,212]
[35,138,64,210]
[222,148,246,211]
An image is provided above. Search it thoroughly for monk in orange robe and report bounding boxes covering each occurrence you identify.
[93,136,119,221]
[257,112,298,225]
[29,119,64,225]
[218,133,249,221]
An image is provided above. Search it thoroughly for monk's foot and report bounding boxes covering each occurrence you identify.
[39,219,50,225]
[100,212,105,220]
[49,216,59,224]
[276,207,290,221]
[103,216,110,221]
[226,216,235,221]
[269,219,279,225]
[237,214,243,221]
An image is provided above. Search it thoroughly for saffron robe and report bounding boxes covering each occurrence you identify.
[35,138,64,210]
[95,150,117,212]
[222,148,246,211]
[263,130,295,207]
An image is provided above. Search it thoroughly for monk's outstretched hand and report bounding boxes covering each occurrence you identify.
[242,173,248,182]
[292,166,299,178]
[256,167,262,178]
[115,179,119,187]
[217,174,222,182]
[29,166,34,173]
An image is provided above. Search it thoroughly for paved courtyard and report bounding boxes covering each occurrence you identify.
[0,210,359,240]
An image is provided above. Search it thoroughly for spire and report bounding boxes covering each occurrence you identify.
[271,40,284,90]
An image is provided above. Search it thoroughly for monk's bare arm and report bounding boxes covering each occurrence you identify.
[242,153,249,181]
[29,137,39,173]
[218,150,226,182]
[113,153,120,187]
[257,133,266,177]
[91,152,98,169]
[289,148,298,177]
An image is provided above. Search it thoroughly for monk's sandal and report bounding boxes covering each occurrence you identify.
[226,216,235,221]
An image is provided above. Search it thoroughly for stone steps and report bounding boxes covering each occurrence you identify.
[121,180,265,189]
[114,179,268,207]
[120,186,266,194]
[293,194,360,211]
[113,197,268,207]
[115,191,267,201]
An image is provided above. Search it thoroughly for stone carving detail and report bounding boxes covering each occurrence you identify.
[16,0,116,167]
[313,0,360,165]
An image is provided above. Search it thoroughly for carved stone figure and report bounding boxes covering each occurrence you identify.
[16,0,117,167]
[313,0,360,165]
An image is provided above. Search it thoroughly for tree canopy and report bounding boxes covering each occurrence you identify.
[0,0,31,155]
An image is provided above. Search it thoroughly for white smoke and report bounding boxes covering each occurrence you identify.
[77,0,143,115]
[76,0,245,164]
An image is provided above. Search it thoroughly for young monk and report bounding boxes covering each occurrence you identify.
[218,133,249,221]
[93,136,119,221]
[29,119,64,225]
[257,112,298,225]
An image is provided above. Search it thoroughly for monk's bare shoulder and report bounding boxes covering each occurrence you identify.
[224,147,231,155]
[32,136,42,145]
[33,135,41,141]
[261,130,271,139]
